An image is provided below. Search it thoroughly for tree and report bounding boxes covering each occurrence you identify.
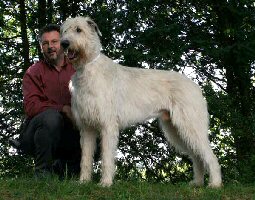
[183,0,255,181]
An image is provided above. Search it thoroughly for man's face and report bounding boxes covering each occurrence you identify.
[40,31,63,65]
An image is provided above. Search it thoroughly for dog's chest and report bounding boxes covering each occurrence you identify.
[70,71,107,126]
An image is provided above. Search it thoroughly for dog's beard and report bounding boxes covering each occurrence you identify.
[64,49,78,60]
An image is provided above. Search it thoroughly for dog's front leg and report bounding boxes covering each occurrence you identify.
[100,124,119,187]
[79,126,97,183]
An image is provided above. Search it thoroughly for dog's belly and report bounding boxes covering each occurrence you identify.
[116,102,161,128]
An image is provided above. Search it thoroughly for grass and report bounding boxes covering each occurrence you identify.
[0,177,254,200]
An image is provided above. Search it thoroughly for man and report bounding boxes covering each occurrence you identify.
[20,24,81,178]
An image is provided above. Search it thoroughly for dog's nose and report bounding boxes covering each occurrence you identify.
[61,40,70,49]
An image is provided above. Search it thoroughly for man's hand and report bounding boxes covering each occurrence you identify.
[62,105,75,125]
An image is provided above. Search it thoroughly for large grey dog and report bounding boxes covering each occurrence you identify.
[60,16,222,187]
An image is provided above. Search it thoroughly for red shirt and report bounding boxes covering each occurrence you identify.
[22,60,75,118]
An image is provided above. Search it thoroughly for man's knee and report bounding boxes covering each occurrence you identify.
[33,109,63,156]
[38,109,64,131]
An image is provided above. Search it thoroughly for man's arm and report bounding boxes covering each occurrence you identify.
[22,69,63,118]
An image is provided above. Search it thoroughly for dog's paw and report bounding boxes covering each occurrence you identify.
[79,174,91,183]
[189,180,204,187]
[208,181,222,188]
[79,179,91,184]
[79,179,91,185]
[99,179,113,187]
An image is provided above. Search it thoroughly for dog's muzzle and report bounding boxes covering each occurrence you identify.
[61,39,78,60]
[61,40,70,49]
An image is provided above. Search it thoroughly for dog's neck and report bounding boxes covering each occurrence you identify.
[86,54,101,65]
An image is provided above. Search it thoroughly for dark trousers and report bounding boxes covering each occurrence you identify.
[20,109,81,176]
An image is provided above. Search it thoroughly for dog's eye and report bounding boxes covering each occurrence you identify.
[76,27,81,33]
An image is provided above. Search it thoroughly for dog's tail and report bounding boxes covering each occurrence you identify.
[166,74,210,148]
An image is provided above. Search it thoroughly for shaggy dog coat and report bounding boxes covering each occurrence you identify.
[60,16,222,187]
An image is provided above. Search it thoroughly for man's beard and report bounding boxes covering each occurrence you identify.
[43,49,58,65]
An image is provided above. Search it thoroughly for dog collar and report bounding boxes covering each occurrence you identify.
[87,54,101,65]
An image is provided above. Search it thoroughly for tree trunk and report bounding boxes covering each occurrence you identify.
[37,0,47,59]
[18,0,31,69]
[215,2,255,182]
[47,0,53,24]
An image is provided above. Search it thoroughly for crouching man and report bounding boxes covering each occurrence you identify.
[20,24,81,178]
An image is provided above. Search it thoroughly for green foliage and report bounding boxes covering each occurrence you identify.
[116,121,192,183]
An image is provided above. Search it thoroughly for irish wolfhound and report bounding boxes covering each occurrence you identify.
[60,16,222,187]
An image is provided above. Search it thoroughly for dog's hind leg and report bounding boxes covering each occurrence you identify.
[100,124,119,187]
[160,109,222,187]
[80,126,97,183]
[176,116,221,187]
[194,142,222,188]
[160,118,205,186]
[189,141,222,188]
[189,155,205,186]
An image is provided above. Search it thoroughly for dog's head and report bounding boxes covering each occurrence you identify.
[60,16,102,67]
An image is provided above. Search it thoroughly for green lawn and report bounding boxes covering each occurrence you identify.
[0,177,254,200]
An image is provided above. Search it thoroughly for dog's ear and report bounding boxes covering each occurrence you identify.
[87,19,102,37]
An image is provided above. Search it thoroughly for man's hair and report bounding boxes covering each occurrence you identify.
[38,24,60,43]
